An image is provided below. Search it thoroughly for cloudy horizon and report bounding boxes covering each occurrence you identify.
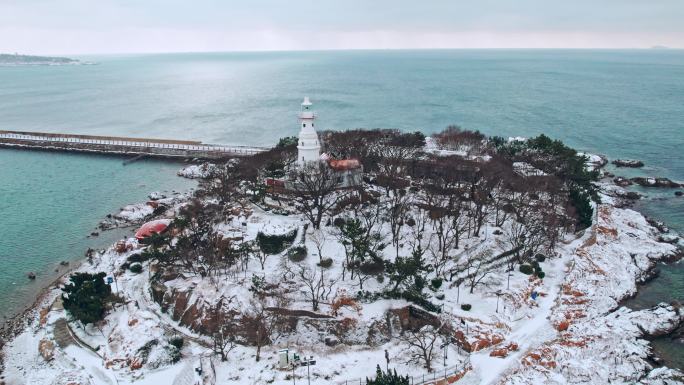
[2,0,683,55]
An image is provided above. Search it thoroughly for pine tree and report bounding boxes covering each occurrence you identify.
[366,365,410,385]
[61,272,112,325]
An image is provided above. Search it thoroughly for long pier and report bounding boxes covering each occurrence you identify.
[0,130,268,160]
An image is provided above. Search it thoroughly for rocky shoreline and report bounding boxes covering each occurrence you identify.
[0,190,193,374]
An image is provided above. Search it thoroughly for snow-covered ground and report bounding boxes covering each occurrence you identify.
[3,156,683,385]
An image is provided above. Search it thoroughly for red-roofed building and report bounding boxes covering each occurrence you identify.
[135,219,171,241]
[326,158,363,188]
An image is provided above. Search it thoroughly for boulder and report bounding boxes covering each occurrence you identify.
[658,234,680,244]
[38,339,54,361]
[631,177,681,188]
[490,348,509,358]
[324,336,340,347]
[613,177,632,187]
[612,159,644,168]
[148,191,166,200]
[389,305,441,332]
[646,218,670,233]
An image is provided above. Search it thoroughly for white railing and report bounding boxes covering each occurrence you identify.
[0,131,268,156]
[336,360,471,385]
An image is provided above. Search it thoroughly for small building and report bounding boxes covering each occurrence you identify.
[327,159,363,188]
[135,219,171,241]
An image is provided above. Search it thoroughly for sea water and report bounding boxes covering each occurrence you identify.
[0,49,682,364]
[0,149,195,320]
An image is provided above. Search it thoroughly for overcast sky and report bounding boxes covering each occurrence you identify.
[2,0,683,54]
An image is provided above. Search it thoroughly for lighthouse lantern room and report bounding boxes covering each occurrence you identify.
[297,96,321,166]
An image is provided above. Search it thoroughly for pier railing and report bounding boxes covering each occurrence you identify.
[0,130,268,158]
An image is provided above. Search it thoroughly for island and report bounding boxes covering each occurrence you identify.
[1,99,682,385]
[0,53,90,66]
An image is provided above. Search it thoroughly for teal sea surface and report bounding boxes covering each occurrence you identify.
[0,150,195,321]
[0,49,682,366]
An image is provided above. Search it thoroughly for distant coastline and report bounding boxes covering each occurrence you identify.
[0,53,95,66]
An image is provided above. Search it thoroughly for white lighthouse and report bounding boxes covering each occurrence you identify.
[296,96,321,166]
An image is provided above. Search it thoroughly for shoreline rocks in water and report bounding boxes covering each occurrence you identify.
[614,176,633,187]
[631,177,682,188]
[612,159,645,168]
[646,218,670,233]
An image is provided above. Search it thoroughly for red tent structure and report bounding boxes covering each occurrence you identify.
[135,219,171,241]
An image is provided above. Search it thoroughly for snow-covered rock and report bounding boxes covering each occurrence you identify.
[114,202,155,222]
[148,191,166,200]
[177,163,216,179]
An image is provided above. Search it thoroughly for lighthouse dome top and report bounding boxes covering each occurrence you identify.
[301,96,312,107]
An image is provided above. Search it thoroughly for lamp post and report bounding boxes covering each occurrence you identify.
[495,290,503,313]
[385,349,390,372]
[456,282,461,304]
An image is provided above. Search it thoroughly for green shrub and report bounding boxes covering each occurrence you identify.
[256,229,297,254]
[168,336,184,350]
[537,271,546,279]
[382,289,441,313]
[435,293,445,300]
[461,304,472,311]
[535,254,546,263]
[137,339,158,363]
[317,258,333,268]
[276,136,298,148]
[120,262,130,271]
[130,263,143,274]
[287,245,307,262]
[519,264,534,275]
[127,253,144,263]
[249,274,266,294]
[333,217,346,228]
[430,277,443,290]
[359,260,385,275]
[167,344,182,363]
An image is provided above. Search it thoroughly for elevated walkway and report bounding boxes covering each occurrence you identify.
[0,130,268,159]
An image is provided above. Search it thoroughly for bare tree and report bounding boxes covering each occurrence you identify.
[290,264,338,312]
[420,189,469,276]
[386,188,411,257]
[433,125,485,155]
[253,242,268,270]
[463,249,493,294]
[247,297,280,362]
[399,324,443,372]
[212,324,237,362]
[290,161,345,229]
[309,229,327,262]
[207,161,243,206]
[211,296,238,362]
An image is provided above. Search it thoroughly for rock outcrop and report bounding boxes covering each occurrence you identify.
[631,177,681,188]
[612,159,644,168]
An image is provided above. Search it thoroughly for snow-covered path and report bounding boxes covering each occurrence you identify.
[466,236,585,385]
